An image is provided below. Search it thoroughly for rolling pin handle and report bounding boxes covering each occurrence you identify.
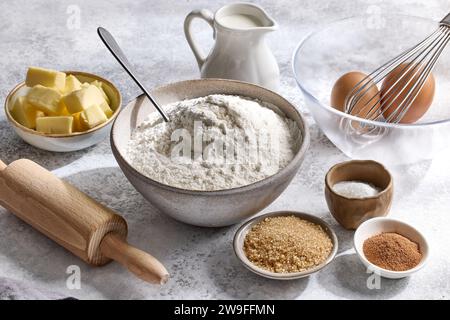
[0,159,7,170]
[100,233,169,285]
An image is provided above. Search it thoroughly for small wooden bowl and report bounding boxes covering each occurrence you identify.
[325,160,393,230]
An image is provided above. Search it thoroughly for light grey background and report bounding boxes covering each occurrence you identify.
[0,0,449,299]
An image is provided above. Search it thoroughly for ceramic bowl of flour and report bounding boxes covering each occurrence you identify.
[111,79,309,227]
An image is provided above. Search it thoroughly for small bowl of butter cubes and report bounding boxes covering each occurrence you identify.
[4,67,121,152]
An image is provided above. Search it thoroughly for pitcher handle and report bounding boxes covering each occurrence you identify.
[184,9,215,69]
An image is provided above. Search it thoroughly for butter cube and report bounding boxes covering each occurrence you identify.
[10,96,40,129]
[89,84,113,117]
[36,110,45,118]
[91,80,110,104]
[80,105,107,129]
[62,85,105,114]
[58,100,71,115]
[60,107,71,116]
[63,75,82,94]
[26,85,63,115]
[72,112,88,132]
[25,67,66,91]
[99,101,114,118]
[36,116,73,134]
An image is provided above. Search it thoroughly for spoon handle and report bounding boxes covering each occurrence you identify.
[97,27,170,122]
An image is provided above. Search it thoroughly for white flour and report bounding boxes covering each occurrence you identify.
[126,94,301,191]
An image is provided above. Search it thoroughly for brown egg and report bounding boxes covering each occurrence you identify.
[331,71,381,120]
[381,64,435,123]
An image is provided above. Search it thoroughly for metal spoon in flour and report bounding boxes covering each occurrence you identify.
[97,27,170,122]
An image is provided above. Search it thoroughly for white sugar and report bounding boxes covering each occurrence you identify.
[332,181,380,198]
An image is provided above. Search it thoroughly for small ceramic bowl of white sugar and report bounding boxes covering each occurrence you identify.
[324,160,393,230]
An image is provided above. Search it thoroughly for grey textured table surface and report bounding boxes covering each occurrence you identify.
[0,0,449,300]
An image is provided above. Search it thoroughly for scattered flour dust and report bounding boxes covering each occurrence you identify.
[126,94,301,191]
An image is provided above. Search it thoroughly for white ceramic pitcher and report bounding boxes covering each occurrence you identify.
[184,3,280,91]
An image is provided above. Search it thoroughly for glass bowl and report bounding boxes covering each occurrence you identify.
[293,14,450,165]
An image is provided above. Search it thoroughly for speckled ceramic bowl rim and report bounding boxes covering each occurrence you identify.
[4,70,122,138]
[233,211,338,280]
[325,159,393,200]
[111,78,310,196]
[354,217,429,275]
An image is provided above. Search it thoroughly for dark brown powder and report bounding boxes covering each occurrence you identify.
[363,232,422,271]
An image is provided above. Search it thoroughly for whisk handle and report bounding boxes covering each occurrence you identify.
[440,13,450,27]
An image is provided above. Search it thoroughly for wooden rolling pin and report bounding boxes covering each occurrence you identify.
[0,158,168,284]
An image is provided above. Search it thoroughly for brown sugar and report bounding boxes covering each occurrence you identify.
[363,232,422,271]
[243,216,333,273]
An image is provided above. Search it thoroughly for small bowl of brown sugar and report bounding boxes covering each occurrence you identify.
[354,217,429,279]
[233,211,338,280]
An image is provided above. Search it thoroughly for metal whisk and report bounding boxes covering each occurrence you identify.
[345,13,450,123]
